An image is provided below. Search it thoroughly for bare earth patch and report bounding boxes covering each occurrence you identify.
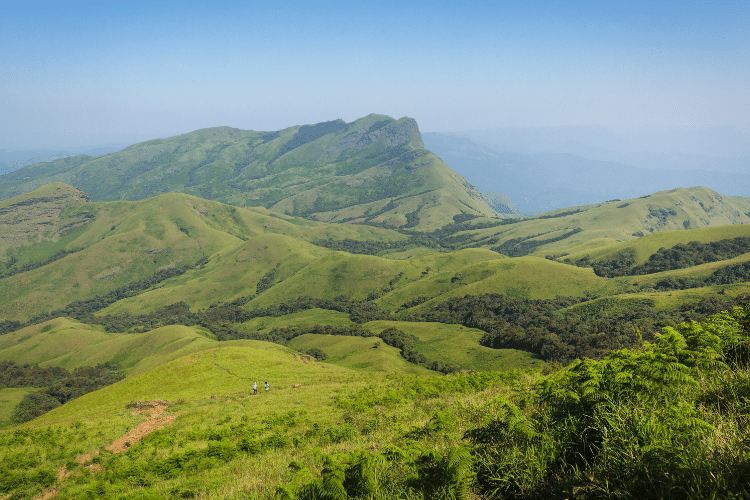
[31,401,178,500]
[107,402,176,454]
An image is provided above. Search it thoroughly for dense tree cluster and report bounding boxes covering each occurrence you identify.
[529,208,584,220]
[408,293,749,363]
[654,261,750,291]
[256,265,278,294]
[0,247,84,280]
[0,320,21,334]
[304,348,327,360]
[0,361,69,389]
[8,362,124,423]
[312,238,407,255]
[580,236,750,277]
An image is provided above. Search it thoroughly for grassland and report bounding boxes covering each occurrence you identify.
[0,340,524,499]
[2,307,748,499]
[365,320,541,371]
[0,388,33,422]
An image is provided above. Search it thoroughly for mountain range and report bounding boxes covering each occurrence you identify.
[423,127,750,214]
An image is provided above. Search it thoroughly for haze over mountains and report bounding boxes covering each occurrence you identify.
[0,144,132,176]
[4,119,747,220]
[423,125,750,215]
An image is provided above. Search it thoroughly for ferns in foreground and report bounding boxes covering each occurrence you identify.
[2,306,748,499]
[469,304,750,499]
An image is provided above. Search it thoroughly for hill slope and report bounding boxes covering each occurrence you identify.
[1,184,749,325]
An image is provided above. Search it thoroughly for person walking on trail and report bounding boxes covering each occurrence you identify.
[265,381,270,392]
[253,381,257,395]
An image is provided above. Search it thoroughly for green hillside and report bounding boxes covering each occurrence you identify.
[422,187,750,258]
[365,320,541,372]
[1,182,748,368]
[0,186,409,322]
[0,318,218,376]
[1,307,748,499]
[0,182,749,498]
[565,223,750,264]
[0,115,497,231]
[1,112,750,499]
[287,334,434,375]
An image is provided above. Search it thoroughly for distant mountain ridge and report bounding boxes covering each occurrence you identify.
[454,124,750,158]
[0,115,497,231]
[424,132,750,215]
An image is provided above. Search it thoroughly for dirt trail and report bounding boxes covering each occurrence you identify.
[27,382,306,500]
[107,401,176,453]
[29,401,177,500]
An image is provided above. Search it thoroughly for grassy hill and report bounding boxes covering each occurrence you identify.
[424,187,750,258]
[0,181,749,497]
[0,115,497,231]
[1,307,748,499]
[0,183,748,361]
[0,318,219,376]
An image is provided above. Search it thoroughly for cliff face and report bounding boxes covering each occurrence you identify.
[0,183,92,253]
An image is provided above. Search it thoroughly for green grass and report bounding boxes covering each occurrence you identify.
[383,256,622,318]
[287,334,434,374]
[2,323,745,499]
[365,320,542,371]
[450,187,750,256]
[2,182,747,328]
[0,319,216,376]
[0,388,34,422]
[566,223,750,264]
[1,342,518,499]
[239,308,354,333]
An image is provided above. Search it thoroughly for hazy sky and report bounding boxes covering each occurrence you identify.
[2,0,749,149]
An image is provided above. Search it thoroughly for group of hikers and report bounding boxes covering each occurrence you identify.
[252,381,269,395]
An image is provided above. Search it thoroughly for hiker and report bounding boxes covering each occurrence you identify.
[253,381,257,395]
[265,381,269,392]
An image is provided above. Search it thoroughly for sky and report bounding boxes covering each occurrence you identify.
[1,0,749,149]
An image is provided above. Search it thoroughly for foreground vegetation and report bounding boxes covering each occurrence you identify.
[1,304,748,499]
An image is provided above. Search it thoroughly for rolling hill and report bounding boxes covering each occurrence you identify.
[1,183,749,327]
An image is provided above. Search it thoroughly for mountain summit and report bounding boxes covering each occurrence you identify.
[0,115,496,230]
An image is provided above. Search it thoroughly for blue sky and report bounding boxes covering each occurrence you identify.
[1,0,748,148]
